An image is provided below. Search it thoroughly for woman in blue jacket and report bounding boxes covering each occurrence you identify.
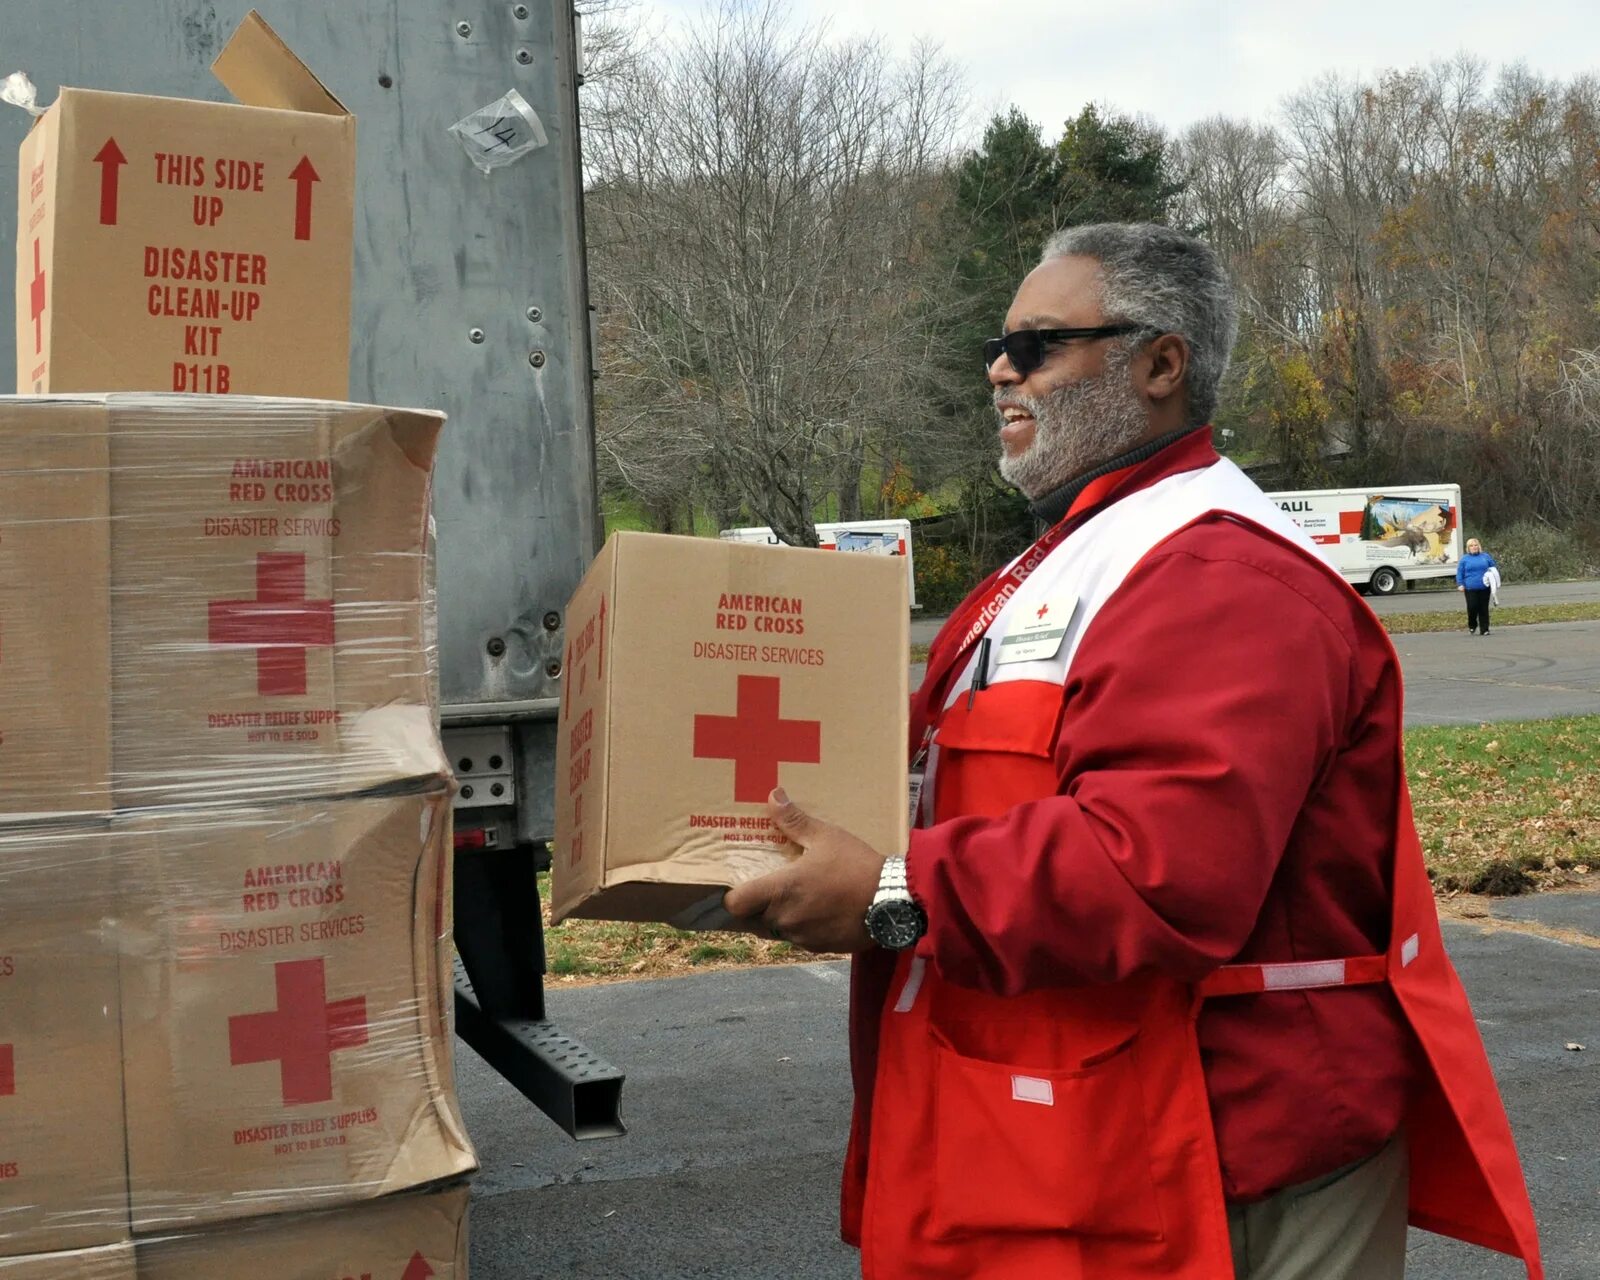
[1457,537,1498,635]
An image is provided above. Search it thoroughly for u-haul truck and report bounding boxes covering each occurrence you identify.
[1266,485,1463,595]
[720,517,919,608]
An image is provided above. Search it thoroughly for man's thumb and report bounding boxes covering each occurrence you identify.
[768,787,816,845]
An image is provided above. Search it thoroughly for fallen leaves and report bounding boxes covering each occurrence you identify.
[1408,716,1600,895]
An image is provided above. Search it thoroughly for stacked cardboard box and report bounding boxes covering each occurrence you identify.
[2,13,476,1276]
[0,398,478,1269]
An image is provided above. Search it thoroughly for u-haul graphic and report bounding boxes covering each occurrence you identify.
[1266,485,1463,596]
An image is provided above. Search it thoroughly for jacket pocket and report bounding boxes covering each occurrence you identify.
[927,1027,1166,1243]
[930,680,1065,821]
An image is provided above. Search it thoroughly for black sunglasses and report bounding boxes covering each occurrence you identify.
[983,324,1145,377]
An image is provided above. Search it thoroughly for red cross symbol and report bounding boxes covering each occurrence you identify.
[228,958,368,1106]
[693,675,822,803]
[0,1043,14,1096]
[1036,603,1049,620]
[208,552,335,696]
[29,239,46,355]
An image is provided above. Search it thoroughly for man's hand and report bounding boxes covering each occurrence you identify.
[722,788,886,954]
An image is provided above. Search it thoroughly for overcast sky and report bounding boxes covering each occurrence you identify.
[634,0,1600,139]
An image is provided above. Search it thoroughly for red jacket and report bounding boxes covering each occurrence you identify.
[854,429,1413,1202]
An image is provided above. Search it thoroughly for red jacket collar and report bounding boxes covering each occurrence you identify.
[1065,426,1220,522]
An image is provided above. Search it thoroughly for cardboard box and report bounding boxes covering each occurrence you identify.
[552,532,908,927]
[0,404,110,817]
[0,822,129,1257]
[0,394,447,814]
[118,790,474,1230]
[15,11,353,399]
[135,1183,467,1280]
[0,1243,134,1280]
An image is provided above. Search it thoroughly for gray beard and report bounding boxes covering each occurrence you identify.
[996,349,1150,500]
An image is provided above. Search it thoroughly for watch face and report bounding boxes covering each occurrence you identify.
[868,899,927,950]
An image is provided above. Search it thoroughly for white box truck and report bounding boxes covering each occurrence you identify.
[1266,485,1463,595]
[719,517,920,608]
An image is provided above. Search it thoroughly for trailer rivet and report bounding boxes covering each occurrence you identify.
[546,659,563,678]
[455,20,473,37]
[516,47,533,64]
[542,611,561,631]
[487,637,507,657]
[468,327,485,344]
[529,349,546,368]
[526,306,542,323]
[514,3,530,18]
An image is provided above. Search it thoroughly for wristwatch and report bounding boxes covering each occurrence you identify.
[864,855,928,950]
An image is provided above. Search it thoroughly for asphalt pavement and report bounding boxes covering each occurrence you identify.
[460,890,1600,1278]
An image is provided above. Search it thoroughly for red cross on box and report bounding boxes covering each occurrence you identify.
[208,552,335,696]
[0,1043,13,1096]
[1036,603,1049,620]
[228,957,368,1106]
[29,239,46,355]
[692,674,822,803]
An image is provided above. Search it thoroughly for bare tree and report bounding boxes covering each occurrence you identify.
[583,1,964,544]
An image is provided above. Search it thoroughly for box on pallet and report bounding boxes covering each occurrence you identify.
[553,531,909,928]
[14,11,353,399]
[0,394,448,815]
[0,823,127,1257]
[118,789,473,1230]
[135,1183,467,1280]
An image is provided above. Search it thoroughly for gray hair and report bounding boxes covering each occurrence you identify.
[1039,223,1238,427]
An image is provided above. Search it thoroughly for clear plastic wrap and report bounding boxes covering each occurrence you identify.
[0,393,448,812]
[0,394,475,1270]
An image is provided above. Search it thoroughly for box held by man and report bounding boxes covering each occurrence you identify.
[553,531,908,928]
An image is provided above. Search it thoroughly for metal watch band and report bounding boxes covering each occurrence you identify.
[873,854,911,904]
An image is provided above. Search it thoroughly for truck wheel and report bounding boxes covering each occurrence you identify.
[1370,567,1401,596]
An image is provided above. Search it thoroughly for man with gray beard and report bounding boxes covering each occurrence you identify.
[726,224,1541,1279]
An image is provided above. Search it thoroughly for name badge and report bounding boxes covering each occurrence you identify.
[996,596,1078,665]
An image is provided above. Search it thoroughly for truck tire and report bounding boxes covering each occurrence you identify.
[1370,567,1401,596]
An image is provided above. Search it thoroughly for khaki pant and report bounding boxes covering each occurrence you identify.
[1228,1135,1409,1279]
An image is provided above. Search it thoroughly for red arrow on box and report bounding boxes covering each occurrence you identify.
[0,1043,14,1096]
[597,595,607,679]
[94,137,126,225]
[289,155,320,241]
[401,1253,434,1280]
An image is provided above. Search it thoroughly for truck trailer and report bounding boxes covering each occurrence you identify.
[1265,484,1463,596]
[1,0,624,1141]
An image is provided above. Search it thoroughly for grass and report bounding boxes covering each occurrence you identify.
[541,873,802,984]
[1383,602,1600,633]
[1406,716,1598,895]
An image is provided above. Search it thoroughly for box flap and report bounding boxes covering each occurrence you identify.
[211,10,348,116]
